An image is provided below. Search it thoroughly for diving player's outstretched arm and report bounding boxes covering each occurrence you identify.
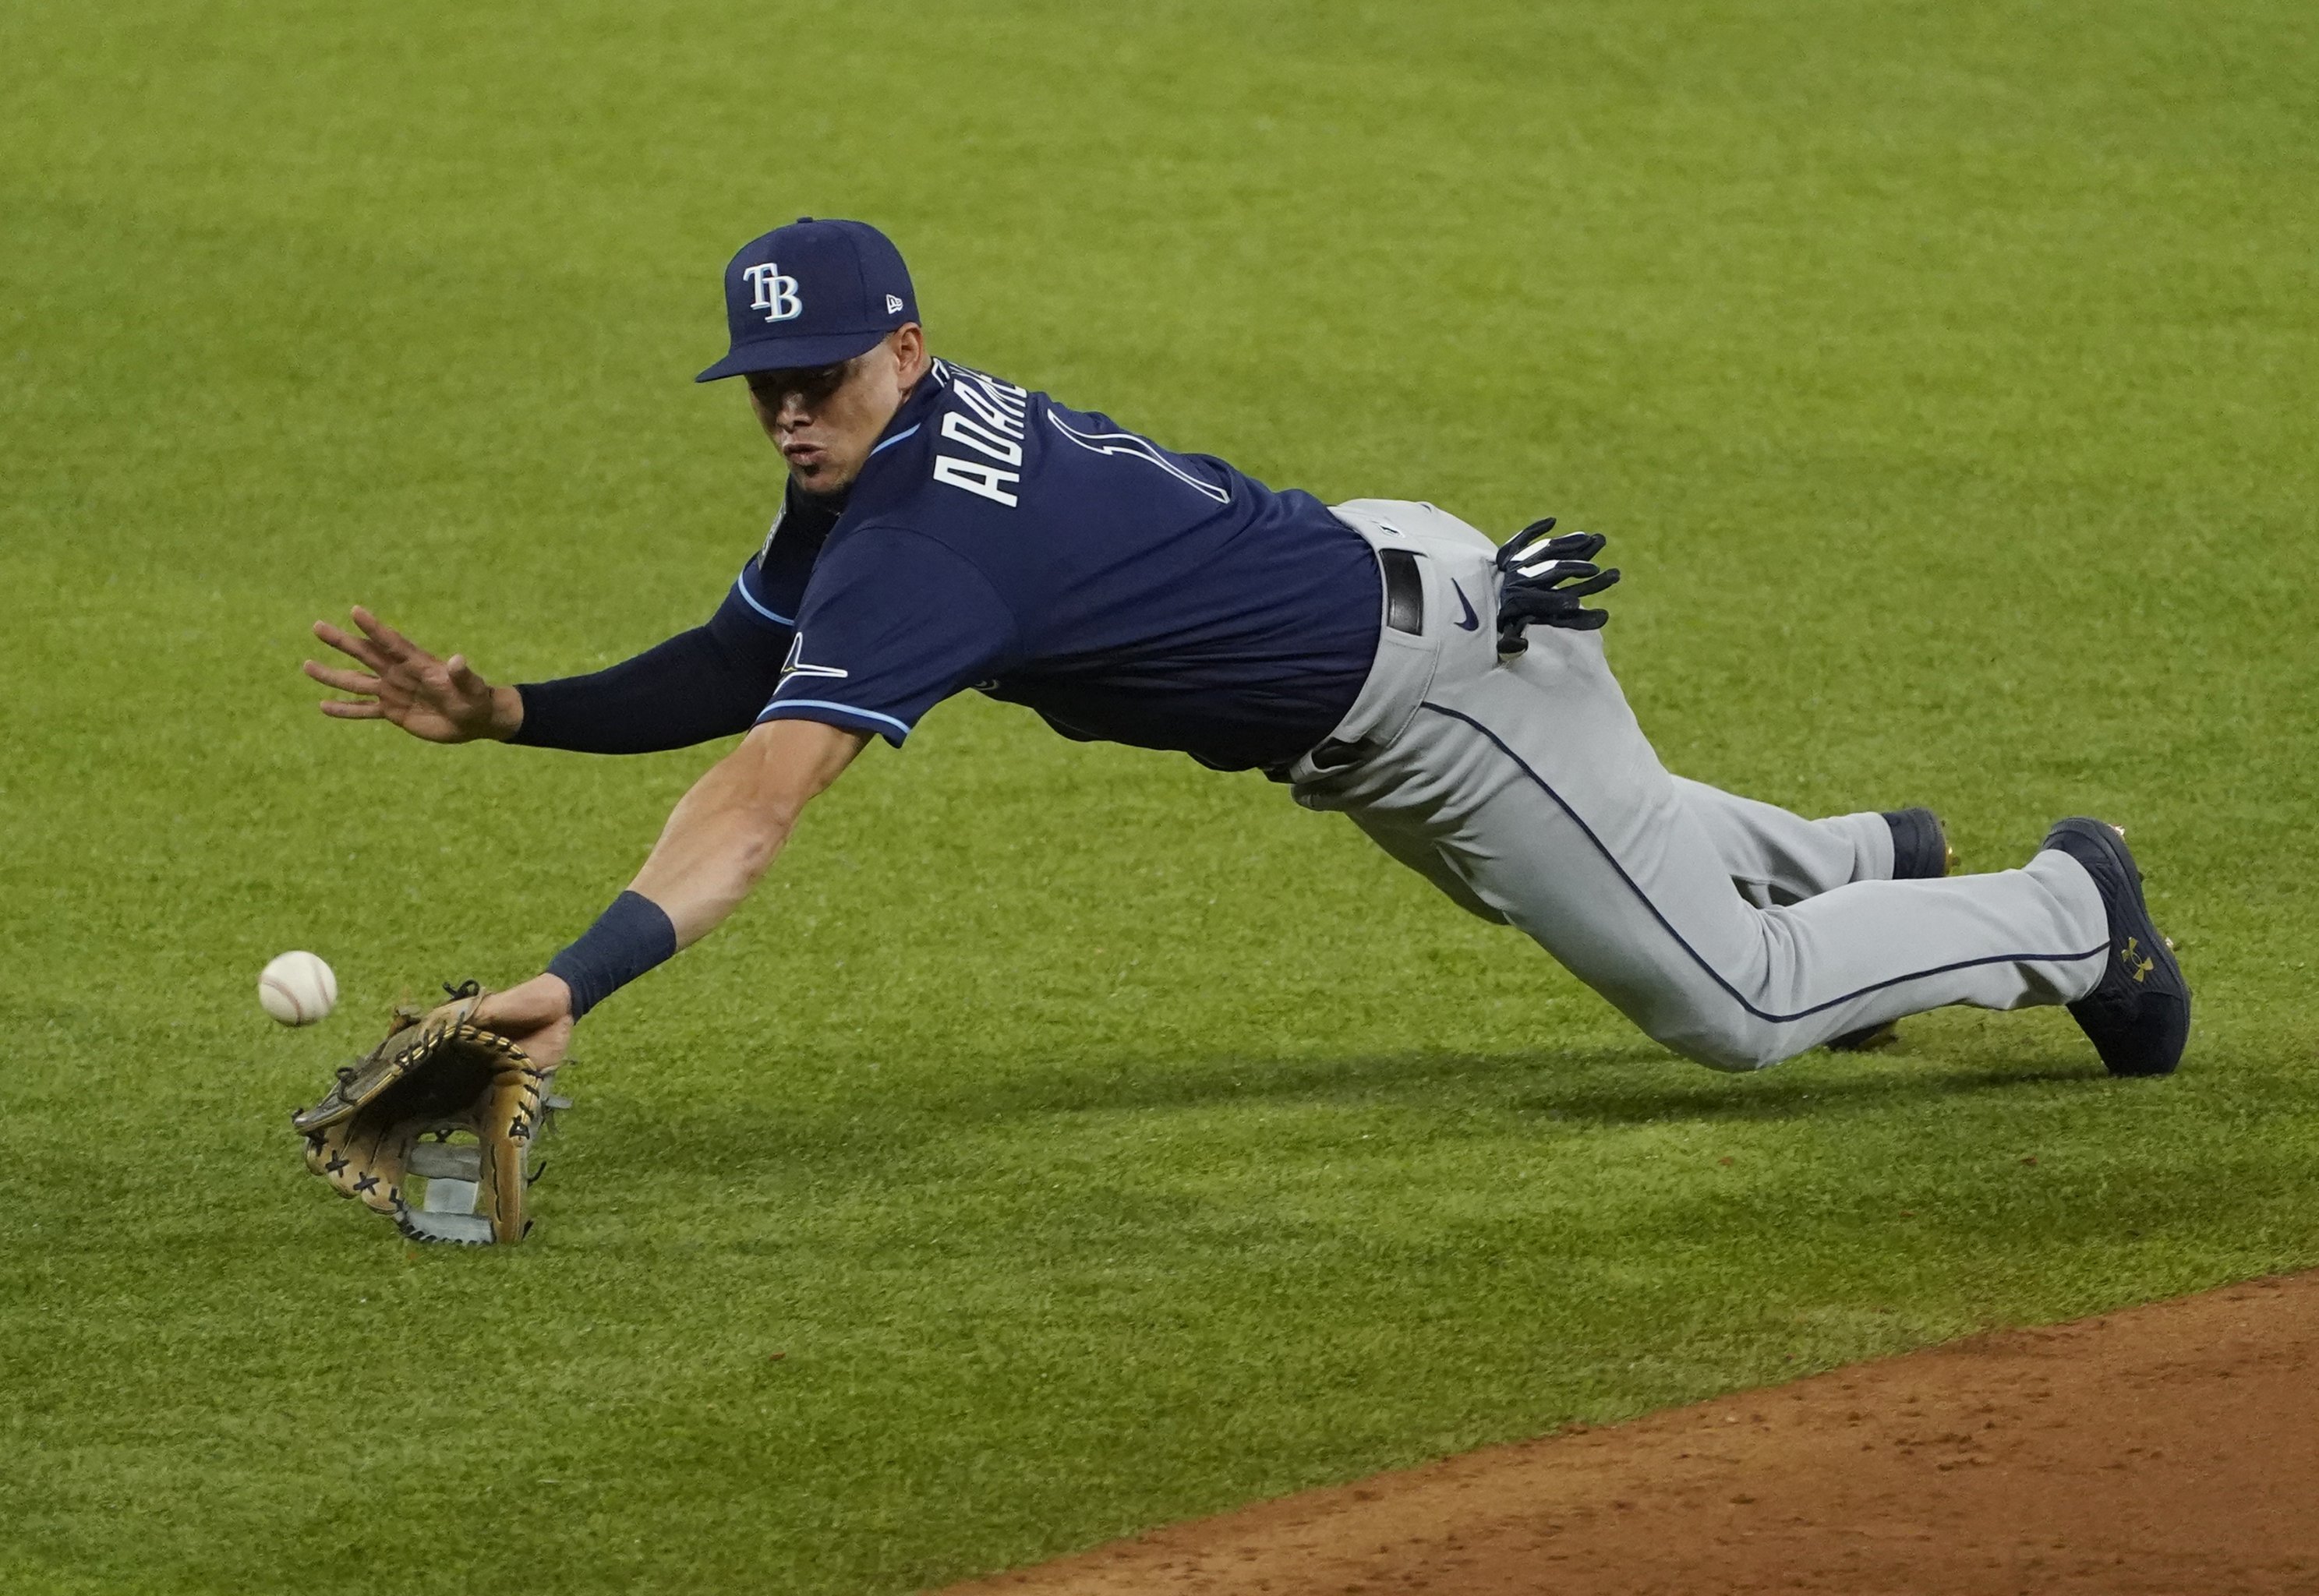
[468,717,869,1069]
[627,718,867,943]
[305,606,525,743]
[304,577,797,754]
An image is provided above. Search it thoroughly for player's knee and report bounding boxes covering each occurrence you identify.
[1653,1012,1791,1074]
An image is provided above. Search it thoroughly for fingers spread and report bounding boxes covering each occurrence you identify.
[312,620,390,672]
[302,660,381,694]
[349,606,416,658]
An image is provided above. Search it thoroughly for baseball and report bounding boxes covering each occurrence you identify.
[258,951,338,1026]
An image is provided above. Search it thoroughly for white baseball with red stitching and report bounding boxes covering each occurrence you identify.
[258,951,338,1027]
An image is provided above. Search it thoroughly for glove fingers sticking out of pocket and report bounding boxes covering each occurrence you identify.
[1494,517,1621,655]
[292,981,566,1245]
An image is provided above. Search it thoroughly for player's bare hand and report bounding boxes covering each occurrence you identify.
[304,606,523,743]
[474,973,575,1072]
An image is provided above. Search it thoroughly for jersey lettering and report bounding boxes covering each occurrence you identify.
[941,410,1024,466]
[958,365,1027,401]
[953,367,1029,424]
[932,455,1021,507]
[953,380,1027,439]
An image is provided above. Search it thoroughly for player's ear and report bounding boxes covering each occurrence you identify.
[890,323,928,387]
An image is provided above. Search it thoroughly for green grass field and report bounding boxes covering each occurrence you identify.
[5,2,2316,1591]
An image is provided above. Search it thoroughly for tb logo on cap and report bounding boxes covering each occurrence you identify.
[742,263,803,323]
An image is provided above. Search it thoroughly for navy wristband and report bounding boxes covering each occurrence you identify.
[547,891,678,1021]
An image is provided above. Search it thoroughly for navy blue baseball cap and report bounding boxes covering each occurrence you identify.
[695,217,919,382]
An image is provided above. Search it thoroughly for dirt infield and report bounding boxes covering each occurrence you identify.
[949,1273,2319,1594]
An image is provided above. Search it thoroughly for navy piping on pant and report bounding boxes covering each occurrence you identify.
[1416,702,2109,1025]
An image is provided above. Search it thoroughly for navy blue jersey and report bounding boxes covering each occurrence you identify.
[738,360,1381,772]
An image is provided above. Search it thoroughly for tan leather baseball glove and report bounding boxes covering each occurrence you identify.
[292,981,565,1245]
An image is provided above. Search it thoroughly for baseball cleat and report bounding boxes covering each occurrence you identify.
[2041,817,2190,1077]
[1826,809,1956,1052]
[1884,807,1957,881]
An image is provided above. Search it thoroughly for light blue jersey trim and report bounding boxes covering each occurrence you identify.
[868,422,921,457]
[756,697,914,739]
[731,571,795,627]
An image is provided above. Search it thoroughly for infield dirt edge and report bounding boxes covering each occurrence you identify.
[942,1269,2319,1595]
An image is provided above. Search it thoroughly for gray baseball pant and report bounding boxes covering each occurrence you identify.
[1292,500,2111,1071]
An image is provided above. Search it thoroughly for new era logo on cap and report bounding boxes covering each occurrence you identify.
[697,217,920,383]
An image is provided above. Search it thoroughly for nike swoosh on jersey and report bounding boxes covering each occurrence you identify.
[1451,580,1480,631]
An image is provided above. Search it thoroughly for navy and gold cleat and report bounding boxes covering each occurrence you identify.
[2041,817,2190,1077]
[1826,809,1957,1052]
[1885,806,1957,881]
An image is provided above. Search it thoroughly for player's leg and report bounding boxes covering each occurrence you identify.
[1304,613,2109,1069]
[1300,497,2168,1073]
[1330,491,1910,918]
[1426,632,2109,1067]
[1671,778,1893,908]
[1672,785,1960,1048]
[1345,806,1508,923]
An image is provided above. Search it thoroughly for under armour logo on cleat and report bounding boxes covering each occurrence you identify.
[2120,937,2155,983]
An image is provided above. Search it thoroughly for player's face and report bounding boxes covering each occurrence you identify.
[744,325,928,495]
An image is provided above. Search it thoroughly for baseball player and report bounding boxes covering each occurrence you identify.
[306,217,2189,1087]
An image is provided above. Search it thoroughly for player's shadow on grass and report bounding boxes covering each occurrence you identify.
[1518,1058,2102,1128]
[645,1039,2102,1179]
[889,1039,2102,1129]
[603,1045,1631,1174]
[737,1039,1659,1125]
